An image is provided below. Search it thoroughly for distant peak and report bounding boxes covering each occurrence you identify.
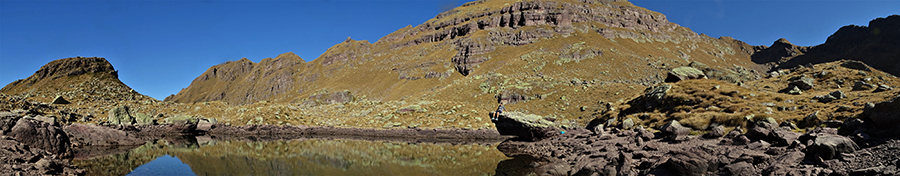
[275,52,304,63]
[345,37,353,43]
[775,38,792,45]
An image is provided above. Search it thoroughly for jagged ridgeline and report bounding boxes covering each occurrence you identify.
[167,0,765,114]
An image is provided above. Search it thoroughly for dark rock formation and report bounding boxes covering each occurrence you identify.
[773,15,900,76]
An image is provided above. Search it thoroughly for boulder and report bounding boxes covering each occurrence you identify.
[789,77,815,90]
[492,112,562,141]
[862,94,900,130]
[786,86,803,95]
[8,118,71,156]
[801,111,822,128]
[163,115,199,133]
[51,96,70,104]
[840,60,872,71]
[807,133,859,160]
[621,118,634,130]
[705,125,725,138]
[829,90,847,99]
[134,113,154,125]
[874,84,893,93]
[664,66,707,82]
[723,162,757,176]
[107,105,135,125]
[659,120,690,141]
[853,81,876,91]
[63,124,144,146]
[196,117,217,131]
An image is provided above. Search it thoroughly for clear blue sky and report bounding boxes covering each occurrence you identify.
[1,0,897,100]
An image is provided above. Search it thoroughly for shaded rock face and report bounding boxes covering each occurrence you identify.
[773,15,900,76]
[491,112,562,141]
[862,94,900,130]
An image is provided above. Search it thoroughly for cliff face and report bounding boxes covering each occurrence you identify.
[164,52,306,105]
[765,15,900,76]
[170,0,766,107]
[0,57,149,103]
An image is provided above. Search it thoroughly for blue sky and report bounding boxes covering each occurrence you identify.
[1,0,897,100]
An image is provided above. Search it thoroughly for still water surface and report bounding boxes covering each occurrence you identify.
[71,137,512,176]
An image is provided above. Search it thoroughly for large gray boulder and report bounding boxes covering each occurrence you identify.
[107,105,135,125]
[491,112,562,141]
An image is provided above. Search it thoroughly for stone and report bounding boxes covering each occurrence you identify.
[829,90,847,99]
[197,117,217,131]
[771,130,801,146]
[801,111,821,128]
[787,86,803,95]
[809,133,859,160]
[705,125,725,138]
[134,113,154,125]
[107,105,135,125]
[659,120,690,141]
[838,118,865,135]
[723,162,757,176]
[644,84,672,101]
[780,121,799,130]
[492,112,562,141]
[621,118,634,130]
[51,96,69,104]
[840,60,872,71]
[664,66,707,82]
[814,95,837,103]
[862,94,900,130]
[853,81,876,90]
[163,115,199,133]
[789,77,815,90]
[873,84,893,92]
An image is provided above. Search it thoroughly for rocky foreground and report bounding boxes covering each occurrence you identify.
[0,97,508,176]
[491,93,900,176]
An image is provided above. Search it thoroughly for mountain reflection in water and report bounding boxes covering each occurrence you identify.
[71,136,511,176]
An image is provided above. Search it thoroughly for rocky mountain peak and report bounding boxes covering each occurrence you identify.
[34,57,117,80]
[773,14,900,76]
[1,57,149,103]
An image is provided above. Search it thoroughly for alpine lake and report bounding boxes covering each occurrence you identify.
[69,135,533,176]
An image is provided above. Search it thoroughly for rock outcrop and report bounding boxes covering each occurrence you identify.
[491,112,563,141]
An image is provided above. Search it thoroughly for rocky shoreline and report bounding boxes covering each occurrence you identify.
[489,94,900,176]
[0,109,511,176]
